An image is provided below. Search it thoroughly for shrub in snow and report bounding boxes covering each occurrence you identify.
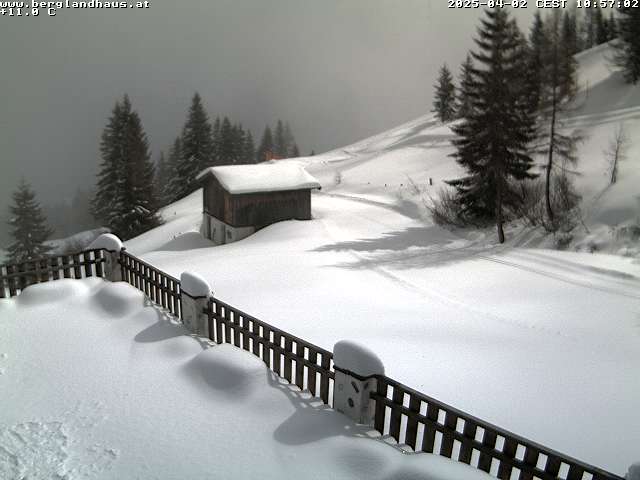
[87,233,123,252]
[333,340,384,377]
[427,187,466,228]
[554,232,573,250]
[180,272,212,298]
[627,462,640,480]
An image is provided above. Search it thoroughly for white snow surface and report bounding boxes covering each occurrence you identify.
[121,43,640,476]
[180,271,212,297]
[0,279,488,480]
[2,43,637,478]
[333,341,384,377]
[47,228,111,255]
[87,233,123,252]
[196,162,321,194]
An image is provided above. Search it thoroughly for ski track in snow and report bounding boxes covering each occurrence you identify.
[319,192,640,300]
[317,198,569,338]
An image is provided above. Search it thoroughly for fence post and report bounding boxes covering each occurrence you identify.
[87,233,123,282]
[332,340,385,426]
[180,271,212,338]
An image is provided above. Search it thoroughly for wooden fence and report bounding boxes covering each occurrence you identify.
[371,376,621,480]
[0,247,626,480]
[119,249,182,319]
[205,297,335,405]
[0,249,106,298]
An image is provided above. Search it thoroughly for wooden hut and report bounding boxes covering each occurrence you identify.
[196,163,321,245]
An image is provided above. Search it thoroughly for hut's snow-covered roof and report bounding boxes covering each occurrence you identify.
[196,163,321,195]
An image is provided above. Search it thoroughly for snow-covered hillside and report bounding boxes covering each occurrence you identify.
[123,43,640,475]
[296,42,640,257]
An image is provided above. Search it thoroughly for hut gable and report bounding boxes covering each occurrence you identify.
[197,163,321,245]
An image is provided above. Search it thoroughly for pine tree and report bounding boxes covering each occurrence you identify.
[562,10,579,56]
[256,126,274,163]
[242,130,255,164]
[232,123,246,164]
[274,120,287,158]
[457,55,474,119]
[608,11,618,40]
[179,93,215,189]
[448,8,537,243]
[218,117,235,165]
[432,64,457,123]
[118,108,161,239]
[614,7,640,83]
[290,143,300,157]
[91,95,161,239]
[212,116,221,166]
[167,137,185,202]
[284,122,297,156]
[527,12,547,114]
[155,151,171,207]
[595,6,608,45]
[91,100,124,223]
[7,180,54,263]
[582,8,596,49]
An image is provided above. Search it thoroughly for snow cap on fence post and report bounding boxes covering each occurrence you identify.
[627,462,640,480]
[180,271,213,338]
[332,340,385,426]
[87,233,123,282]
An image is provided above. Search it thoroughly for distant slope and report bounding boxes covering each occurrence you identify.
[289,42,640,256]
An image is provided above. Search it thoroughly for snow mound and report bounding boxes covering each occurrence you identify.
[47,227,111,255]
[155,232,213,252]
[333,340,385,377]
[92,281,144,316]
[181,271,212,297]
[87,233,123,252]
[197,163,321,194]
[16,278,95,306]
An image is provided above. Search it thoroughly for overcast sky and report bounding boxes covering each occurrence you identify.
[0,1,537,242]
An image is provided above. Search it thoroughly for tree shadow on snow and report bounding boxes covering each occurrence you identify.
[313,226,509,271]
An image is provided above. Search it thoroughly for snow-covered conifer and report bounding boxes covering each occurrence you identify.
[7,180,54,263]
[432,64,456,123]
[448,8,537,243]
[614,7,640,83]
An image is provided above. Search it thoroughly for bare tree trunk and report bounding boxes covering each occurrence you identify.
[545,86,558,224]
[496,174,505,244]
[609,124,626,185]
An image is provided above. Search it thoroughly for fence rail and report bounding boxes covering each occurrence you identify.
[0,247,626,480]
[0,249,106,298]
[206,297,335,405]
[370,375,620,480]
[119,249,182,319]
